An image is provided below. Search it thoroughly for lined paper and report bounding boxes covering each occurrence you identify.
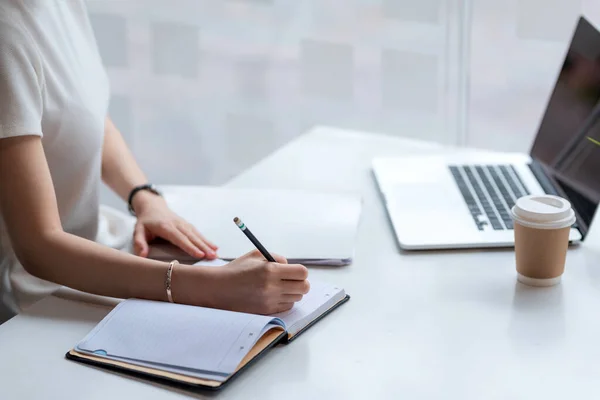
[273,280,346,336]
[76,300,284,378]
[195,260,347,337]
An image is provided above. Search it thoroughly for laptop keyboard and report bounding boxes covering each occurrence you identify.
[449,165,530,231]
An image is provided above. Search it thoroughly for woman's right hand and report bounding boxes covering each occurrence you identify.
[173,250,310,315]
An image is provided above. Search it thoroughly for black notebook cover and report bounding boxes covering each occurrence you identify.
[284,294,350,343]
[65,329,286,392]
[65,294,350,392]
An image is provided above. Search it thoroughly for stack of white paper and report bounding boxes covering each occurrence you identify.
[148,186,363,266]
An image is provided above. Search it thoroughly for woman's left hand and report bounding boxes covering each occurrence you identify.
[131,194,218,260]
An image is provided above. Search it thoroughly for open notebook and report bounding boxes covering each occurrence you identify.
[147,186,362,266]
[66,280,349,391]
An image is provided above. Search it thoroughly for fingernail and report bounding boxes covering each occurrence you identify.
[207,250,216,257]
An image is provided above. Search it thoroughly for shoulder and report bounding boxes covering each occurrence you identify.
[0,17,45,139]
[0,18,43,79]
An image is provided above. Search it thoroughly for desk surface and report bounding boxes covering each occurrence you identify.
[2,126,600,400]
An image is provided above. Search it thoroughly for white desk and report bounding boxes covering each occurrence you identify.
[2,126,600,399]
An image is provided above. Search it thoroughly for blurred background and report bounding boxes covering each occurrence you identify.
[85,0,600,209]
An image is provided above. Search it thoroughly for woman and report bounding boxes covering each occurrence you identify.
[0,0,309,320]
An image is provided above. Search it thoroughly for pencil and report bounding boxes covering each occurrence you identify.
[587,136,600,146]
[233,217,276,262]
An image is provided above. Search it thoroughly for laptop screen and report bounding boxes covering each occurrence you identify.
[530,16,600,231]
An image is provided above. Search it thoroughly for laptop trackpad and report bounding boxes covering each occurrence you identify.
[387,182,474,227]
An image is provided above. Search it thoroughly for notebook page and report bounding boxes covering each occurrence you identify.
[76,299,284,377]
[82,321,284,382]
[193,259,228,267]
[191,260,346,337]
[272,280,346,336]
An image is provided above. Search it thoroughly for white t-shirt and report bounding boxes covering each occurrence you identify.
[0,0,109,315]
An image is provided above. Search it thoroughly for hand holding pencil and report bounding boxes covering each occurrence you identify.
[189,217,309,315]
[233,217,276,262]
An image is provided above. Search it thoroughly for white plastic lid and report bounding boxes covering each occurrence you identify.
[511,195,576,230]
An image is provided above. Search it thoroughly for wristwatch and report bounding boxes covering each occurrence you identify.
[127,183,162,216]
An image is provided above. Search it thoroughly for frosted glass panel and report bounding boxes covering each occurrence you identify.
[86,0,465,210]
[301,39,354,100]
[85,0,600,210]
[381,50,439,112]
[151,22,200,78]
[517,0,582,41]
[382,0,442,23]
[466,0,600,152]
[89,13,128,67]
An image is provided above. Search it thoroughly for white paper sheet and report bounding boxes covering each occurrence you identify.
[195,259,346,336]
[76,299,284,379]
[148,186,362,265]
[272,280,346,336]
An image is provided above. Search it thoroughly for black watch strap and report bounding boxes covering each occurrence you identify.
[128,183,161,215]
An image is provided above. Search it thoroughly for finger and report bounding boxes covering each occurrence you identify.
[161,227,205,259]
[280,294,304,303]
[133,224,149,257]
[191,226,218,251]
[244,249,287,264]
[245,249,263,259]
[280,280,311,295]
[274,263,308,280]
[274,303,295,313]
[271,253,288,264]
[180,225,217,259]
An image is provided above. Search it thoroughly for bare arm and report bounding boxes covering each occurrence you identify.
[0,135,309,313]
[0,135,172,300]
[100,117,218,259]
[0,25,306,312]
[100,117,152,209]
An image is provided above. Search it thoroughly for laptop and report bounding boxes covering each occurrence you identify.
[372,16,600,250]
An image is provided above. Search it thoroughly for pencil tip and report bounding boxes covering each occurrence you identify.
[233,217,239,223]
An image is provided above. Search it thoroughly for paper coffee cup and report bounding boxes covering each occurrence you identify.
[510,195,576,287]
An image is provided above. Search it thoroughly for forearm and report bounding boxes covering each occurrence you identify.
[0,135,209,305]
[101,117,149,204]
[20,230,179,301]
